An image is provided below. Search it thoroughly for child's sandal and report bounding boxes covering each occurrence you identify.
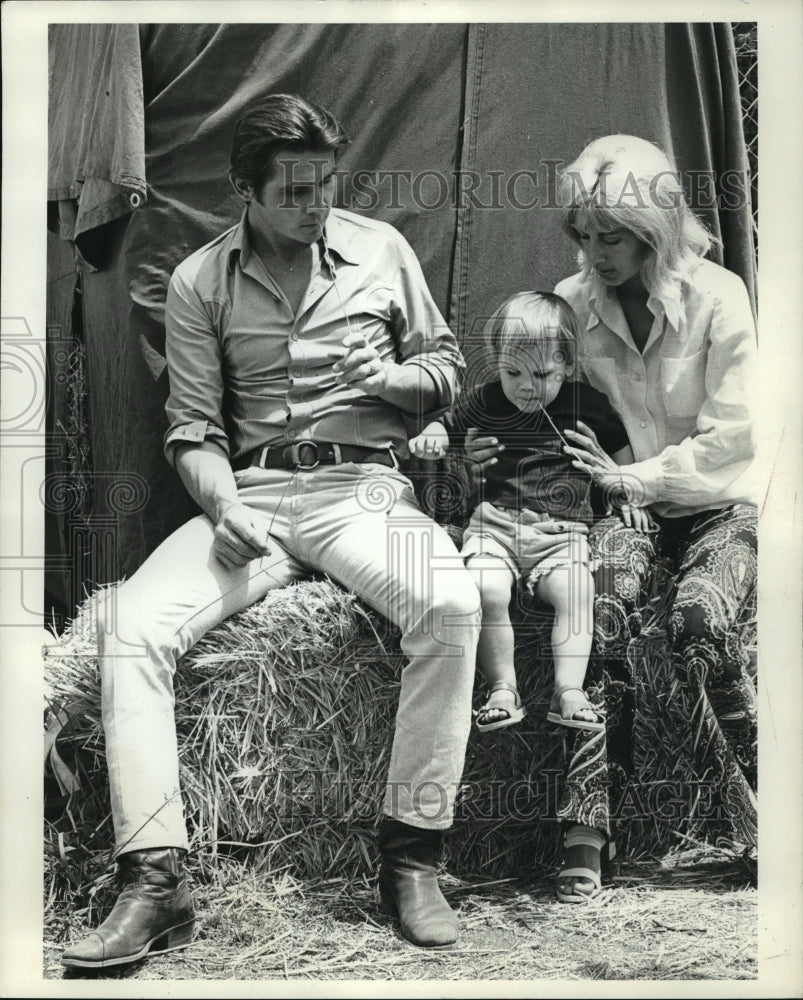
[474,682,526,732]
[547,686,605,732]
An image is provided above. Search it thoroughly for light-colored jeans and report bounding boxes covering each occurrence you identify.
[97,462,481,853]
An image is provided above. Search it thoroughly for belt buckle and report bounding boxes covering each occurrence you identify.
[291,439,319,469]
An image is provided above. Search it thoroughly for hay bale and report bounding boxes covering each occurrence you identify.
[43,579,563,886]
[45,582,396,877]
[44,571,756,907]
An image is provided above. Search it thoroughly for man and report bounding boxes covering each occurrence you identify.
[62,94,481,968]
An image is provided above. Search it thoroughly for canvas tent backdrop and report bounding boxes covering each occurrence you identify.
[46,22,755,623]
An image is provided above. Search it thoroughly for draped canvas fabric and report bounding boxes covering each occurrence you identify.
[46,22,755,601]
[48,24,147,251]
[45,232,80,619]
[452,22,755,376]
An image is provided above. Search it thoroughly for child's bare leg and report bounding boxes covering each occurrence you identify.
[466,554,518,725]
[535,553,597,724]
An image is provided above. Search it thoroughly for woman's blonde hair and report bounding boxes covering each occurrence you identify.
[558,135,717,295]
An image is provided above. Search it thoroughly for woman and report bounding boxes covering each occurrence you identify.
[468,135,758,901]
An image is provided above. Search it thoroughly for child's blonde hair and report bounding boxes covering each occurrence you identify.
[485,291,579,369]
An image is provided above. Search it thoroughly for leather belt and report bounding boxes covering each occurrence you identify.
[232,439,398,472]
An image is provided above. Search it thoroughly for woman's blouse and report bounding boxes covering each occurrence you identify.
[555,258,757,518]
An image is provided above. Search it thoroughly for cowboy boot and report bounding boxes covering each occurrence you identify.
[377,817,459,947]
[61,847,195,969]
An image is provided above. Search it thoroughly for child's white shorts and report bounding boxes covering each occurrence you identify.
[461,501,593,592]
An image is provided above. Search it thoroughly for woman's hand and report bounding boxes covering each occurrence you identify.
[564,421,649,509]
[409,424,449,460]
[616,502,657,533]
[464,427,505,480]
[526,514,589,536]
[564,421,619,482]
[564,423,655,532]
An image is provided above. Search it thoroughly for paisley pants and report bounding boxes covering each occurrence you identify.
[556,504,757,850]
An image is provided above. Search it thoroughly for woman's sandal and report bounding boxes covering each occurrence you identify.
[547,686,605,732]
[556,825,607,904]
[474,682,526,732]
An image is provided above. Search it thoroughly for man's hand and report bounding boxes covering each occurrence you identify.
[332,333,388,394]
[409,423,449,460]
[213,502,273,570]
[464,427,505,481]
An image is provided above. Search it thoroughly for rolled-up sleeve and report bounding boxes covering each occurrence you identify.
[388,237,464,418]
[163,266,230,468]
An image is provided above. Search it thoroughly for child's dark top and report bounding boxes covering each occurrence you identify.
[445,379,629,523]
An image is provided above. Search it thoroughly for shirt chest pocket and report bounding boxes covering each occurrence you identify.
[342,284,396,351]
[659,350,708,418]
[345,284,393,325]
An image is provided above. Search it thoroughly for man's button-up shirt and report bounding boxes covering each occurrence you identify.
[164,207,463,466]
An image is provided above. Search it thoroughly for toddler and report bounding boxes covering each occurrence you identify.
[410,291,636,732]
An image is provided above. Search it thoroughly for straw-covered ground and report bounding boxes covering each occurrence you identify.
[45,846,756,982]
[43,577,757,982]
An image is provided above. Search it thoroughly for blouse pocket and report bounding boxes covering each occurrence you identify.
[660,350,708,418]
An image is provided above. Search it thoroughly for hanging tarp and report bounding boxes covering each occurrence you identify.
[48,24,147,253]
[451,22,755,372]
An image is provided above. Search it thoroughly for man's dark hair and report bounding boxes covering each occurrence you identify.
[230,93,348,190]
